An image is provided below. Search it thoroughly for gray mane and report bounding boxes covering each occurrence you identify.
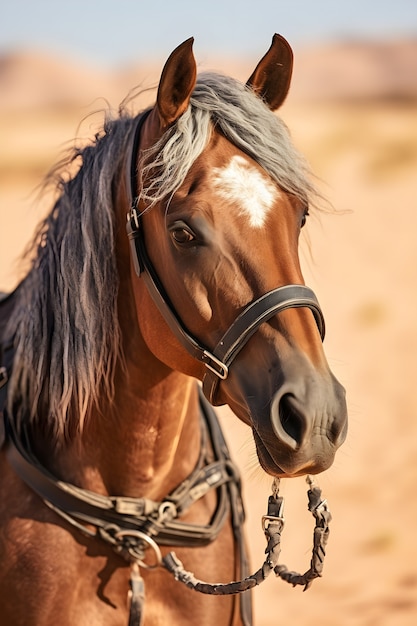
[7,72,317,441]
[7,114,136,440]
[140,73,316,209]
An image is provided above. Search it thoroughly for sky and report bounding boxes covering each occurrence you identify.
[1,0,416,68]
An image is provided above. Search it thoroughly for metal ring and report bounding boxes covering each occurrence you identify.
[114,529,162,569]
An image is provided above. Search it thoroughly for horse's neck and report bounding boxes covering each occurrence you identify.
[44,364,201,502]
[91,370,201,499]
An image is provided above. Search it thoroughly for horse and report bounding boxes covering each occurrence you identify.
[0,35,347,625]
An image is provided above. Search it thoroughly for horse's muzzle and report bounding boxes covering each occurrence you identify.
[226,346,348,478]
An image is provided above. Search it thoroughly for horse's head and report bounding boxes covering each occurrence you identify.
[126,36,347,478]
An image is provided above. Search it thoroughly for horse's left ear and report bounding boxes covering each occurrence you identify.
[157,37,197,128]
[246,34,293,111]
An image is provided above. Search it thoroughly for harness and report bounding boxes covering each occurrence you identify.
[0,110,333,625]
[0,351,252,624]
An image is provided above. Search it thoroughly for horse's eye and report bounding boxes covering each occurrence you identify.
[300,209,309,228]
[170,224,196,245]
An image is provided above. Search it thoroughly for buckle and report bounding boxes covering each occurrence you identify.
[203,351,229,380]
[126,206,140,232]
[262,513,285,532]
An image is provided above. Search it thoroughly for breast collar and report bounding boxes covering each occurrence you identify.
[2,384,243,554]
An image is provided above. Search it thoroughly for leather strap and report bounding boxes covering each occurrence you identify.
[127,215,229,379]
[128,206,325,405]
[3,388,239,548]
[2,383,252,623]
[126,110,232,380]
[203,285,325,405]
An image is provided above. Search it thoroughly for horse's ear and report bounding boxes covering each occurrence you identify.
[156,37,197,128]
[246,34,293,111]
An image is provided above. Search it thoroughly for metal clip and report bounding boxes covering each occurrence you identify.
[262,486,285,532]
[306,474,317,489]
[157,501,177,524]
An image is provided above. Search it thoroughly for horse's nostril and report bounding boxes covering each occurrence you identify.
[279,394,303,445]
[271,393,306,451]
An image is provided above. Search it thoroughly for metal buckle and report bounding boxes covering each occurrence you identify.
[113,497,147,516]
[126,206,140,230]
[262,513,285,532]
[203,351,229,380]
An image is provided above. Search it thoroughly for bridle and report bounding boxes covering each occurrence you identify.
[126,110,326,406]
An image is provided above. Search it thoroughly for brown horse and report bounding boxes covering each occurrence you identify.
[0,35,347,625]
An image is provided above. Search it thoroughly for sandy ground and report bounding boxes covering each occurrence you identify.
[1,58,416,625]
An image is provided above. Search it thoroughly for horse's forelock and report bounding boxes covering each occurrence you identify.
[140,72,318,209]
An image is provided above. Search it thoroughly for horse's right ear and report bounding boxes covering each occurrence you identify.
[246,34,293,111]
[156,38,197,128]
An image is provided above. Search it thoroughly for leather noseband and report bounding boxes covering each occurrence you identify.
[126,111,325,405]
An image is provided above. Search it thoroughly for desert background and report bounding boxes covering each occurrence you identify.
[1,28,417,626]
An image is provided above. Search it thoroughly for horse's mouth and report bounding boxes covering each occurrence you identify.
[252,430,332,478]
[252,430,290,477]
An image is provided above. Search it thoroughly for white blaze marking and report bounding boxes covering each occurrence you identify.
[212,155,279,228]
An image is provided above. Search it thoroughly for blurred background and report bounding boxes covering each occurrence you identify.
[1,1,416,624]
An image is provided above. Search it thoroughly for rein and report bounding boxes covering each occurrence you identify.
[163,475,332,594]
